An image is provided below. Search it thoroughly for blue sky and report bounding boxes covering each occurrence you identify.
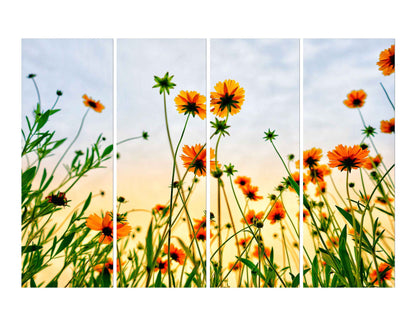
[304,39,395,171]
[22,39,114,210]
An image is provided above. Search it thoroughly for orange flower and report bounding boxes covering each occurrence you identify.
[375,196,394,205]
[82,94,105,113]
[363,154,383,170]
[309,164,331,184]
[377,45,395,76]
[238,237,251,248]
[380,118,395,134]
[152,204,169,217]
[253,245,271,258]
[234,176,251,189]
[174,90,206,119]
[297,209,310,222]
[192,215,213,241]
[326,236,339,248]
[86,211,132,244]
[290,171,309,192]
[93,258,122,273]
[370,262,393,285]
[210,79,245,118]
[180,144,216,177]
[267,201,286,224]
[315,181,327,197]
[228,261,242,271]
[343,90,367,108]
[241,210,264,224]
[164,244,186,265]
[327,144,370,172]
[242,185,263,201]
[303,148,323,169]
[155,257,168,274]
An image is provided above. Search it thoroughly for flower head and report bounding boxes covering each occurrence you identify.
[93,258,122,274]
[303,148,323,169]
[327,144,370,172]
[211,118,230,136]
[242,184,263,201]
[224,163,237,176]
[238,237,251,248]
[267,201,286,224]
[343,90,367,108]
[82,94,105,113]
[380,118,395,134]
[370,262,393,285]
[86,211,132,244]
[363,154,383,170]
[180,144,216,176]
[242,210,264,225]
[234,176,251,189]
[210,80,245,118]
[228,261,242,271]
[153,72,176,95]
[164,244,186,265]
[155,257,168,274]
[263,129,278,141]
[174,90,206,119]
[377,45,395,76]
[308,164,331,184]
[362,125,377,138]
[45,191,69,207]
[253,245,271,258]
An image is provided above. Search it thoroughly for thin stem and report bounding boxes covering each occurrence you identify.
[380,82,395,111]
[50,108,89,178]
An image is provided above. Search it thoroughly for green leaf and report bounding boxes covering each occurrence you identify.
[336,206,372,249]
[102,268,112,287]
[46,279,58,287]
[184,262,200,288]
[22,166,37,189]
[36,110,50,131]
[145,221,154,270]
[55,232,75,256]
[81,192,92,215]
[102,144,113,157]
[338,226,356,287]
[311,256,319,287]
[21,245,43,254]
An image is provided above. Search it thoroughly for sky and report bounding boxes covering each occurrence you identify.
[304,39,395,170]
[21,39,114,284]
[117,39,207,263]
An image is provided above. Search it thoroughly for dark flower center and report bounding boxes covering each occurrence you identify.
[352,99,362,106]
[88,100,97,108]
[102,227,112,236]
[191,159,205,173]
[171,252,179,261]
[183,102,199,116]
[340,157,359,171]
[390,54,395,66]
[246,191,255,199]
[305,157,318,167]
[219,93,238,111]
[240,180,246,186]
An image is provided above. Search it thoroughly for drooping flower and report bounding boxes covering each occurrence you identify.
[45,191,69,207]
[234,176,251,189]
[297,209,310,222]
[210,79,245,118]
[164,244,186,265]
[326,236,339,248]
[238,237,251,248]
[180,144,216,177]
[343,90,367,108]
[86,211,132,244]
[174,90,206,119]
[370,262,393,285]
[327,144,370,172]
[242,184,263,201]
[82,94,105,113]
[152,204,169,217]
[377,45,395,76]
[315,181,327,197]
[375,196,394,205]
[380,118,395,134]
[303,148,323,169]
[267,201,286,224]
